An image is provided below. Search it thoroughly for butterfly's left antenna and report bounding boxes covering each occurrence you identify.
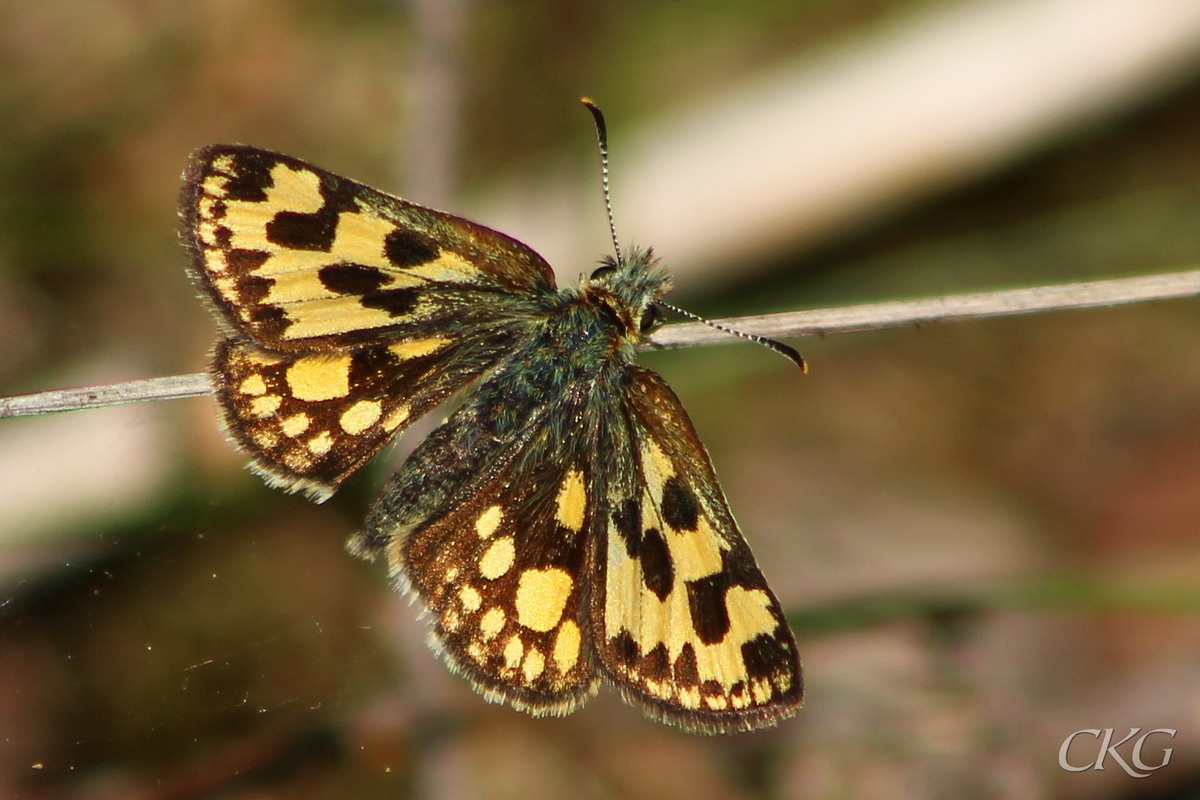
[581,98,623,265]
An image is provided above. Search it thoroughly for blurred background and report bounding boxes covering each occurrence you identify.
[2,0,1200,797]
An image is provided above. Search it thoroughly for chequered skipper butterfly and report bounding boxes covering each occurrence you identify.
[181,104,803,733]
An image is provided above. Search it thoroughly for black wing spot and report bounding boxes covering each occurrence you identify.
[612,498,642,558]
[319,263,390,295]
[237,274,274,304]
[639,643,671,681]
[221,153,273,201]
[385,228,440,267]
[349,345,406,395]
[686,574,731,644]
[267,209,340,251]
[249,304,291,338]
[225,249,270,274]
[640,527,674,601]
[537,525,588,572]
[661,476,700,531]
[610,629,639,667]
[673,643,700,687]
[361,287,421,317]
[742,632,791,681]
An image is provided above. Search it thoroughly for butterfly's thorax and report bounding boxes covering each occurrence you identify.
[477,248,671,438]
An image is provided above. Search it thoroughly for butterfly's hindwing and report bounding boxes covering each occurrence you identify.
[356,379,603,714]
[211,330,517,500]
[593,367,802,733]
[403,455,600,714]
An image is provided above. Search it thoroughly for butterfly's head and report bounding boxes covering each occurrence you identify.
[584,247,672,340]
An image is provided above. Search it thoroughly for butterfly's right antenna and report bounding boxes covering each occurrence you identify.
[657,302,808,372]
[581,98,623,265]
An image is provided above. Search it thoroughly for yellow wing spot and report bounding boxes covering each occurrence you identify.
[467,642,485,663]
[279,412,311,437]
[459,585,482,613]
[640,438,675,492]
[442,608,461,633]
[279,296,422,341]
[479,537,515,580]
[307,430,334,456]
[237,375,268,396]
[445,567,460,583]
[522,648,545,682]
[479,607,505,641]
[213,275,238,299]
[197,220,221,247]
[202,171,228,196]
[252,429,280,450]
[198,195,221,220]
[678,686,701,709]
[663,515,725,582]
[249,395,282,417]
[388,338,450,360]
[407,252,482,283]
[515,568,573,632]
[553,620,581,673]
[503,634,524,670]
[240,349,284,367]
[644,680,671,700]
[281,449,314,472]
[382,404,410,431]
[339,399,382,434]
[474,505,504,539]
[263,269,339,305]
[723,586,778,645]
[286,354,352,401]
[554,469,586,531]
[268,162,324,214]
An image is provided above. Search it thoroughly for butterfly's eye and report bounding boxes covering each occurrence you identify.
[639,304,665,334]
[591,265,617,281]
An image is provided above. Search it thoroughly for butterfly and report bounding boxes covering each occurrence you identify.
[180,107,803,734]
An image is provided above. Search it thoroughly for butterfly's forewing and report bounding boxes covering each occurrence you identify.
[593,366,802,733]
[181,145,555,351]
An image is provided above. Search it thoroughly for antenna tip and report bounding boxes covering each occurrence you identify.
[775,341,808,372]
[581,98,606,131]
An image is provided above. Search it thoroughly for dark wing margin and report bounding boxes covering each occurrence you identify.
[180,144,557,351]
[591,366,803,734]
